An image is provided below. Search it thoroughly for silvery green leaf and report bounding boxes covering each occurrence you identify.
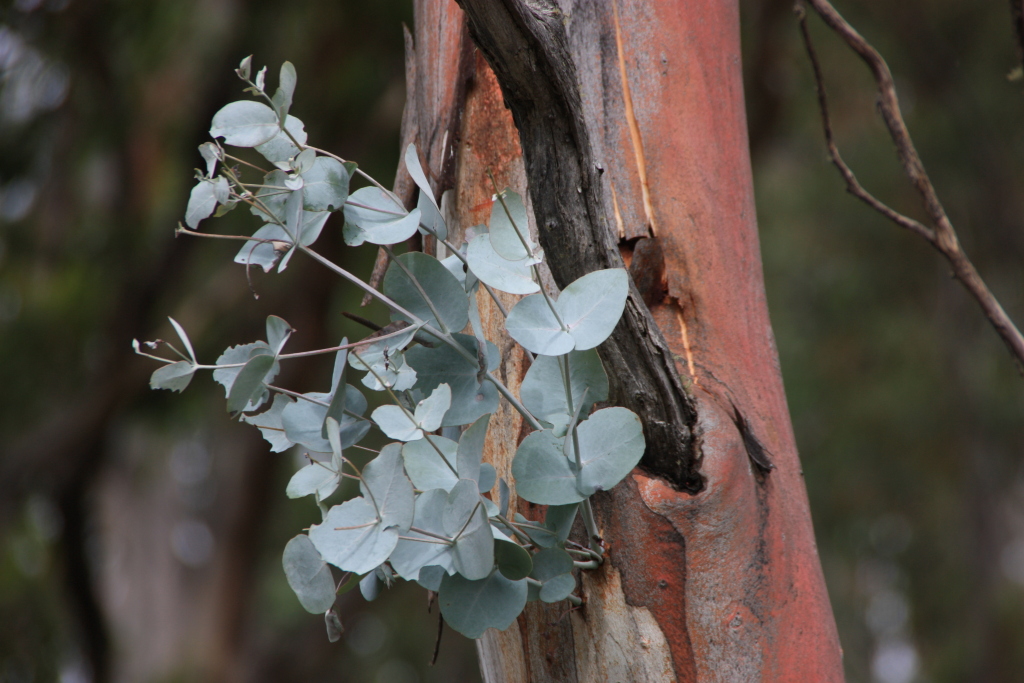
[309,497,397,575]
[574,407,645,496]
[167,317,196,363]
[302,157,350,211]
[556,269,629,350]
[212,176,231,204]
[282,535,336,614]
[360,444,414,533]
[488,188,535,261]
[544,503,579,545]
[456,414,490,485]
[292,147,315,175]
[404,334,499,427]
[539,573,576,603]
[520,349,608,426]
[325,609,343,642]
[414,383,451,433]
[359,571,381,602]
[210,100,279,147]
[478,463,496,493]
[266,315,293,356]
[466,233,539,295]
[275,187,304,272]
[242,393,295,452]
[213,342,272,394]
[298,209,331,248]
[150,361,195,392]
[417,189,447,241]
[286,461,339,500]
[402,437,459,492]
[383,252,469,334]
[389,489,454,580]
[273,61,297,118]
[511,430,584,505]
[494,540,532,582]
[198,142,220,177]
[440,254,466,287]
[439,570,527,639]
[282,388,368,453]
[444,480,493,580]
[505,294,574,356]
[417,565,446,592]
[372,405,420,442]
[234,224,289,272]
[530,547,574,582]
[255,65,267,92]
[237,55,252,81]
[342,186,419,246]
[499,479,510,517]
[322,343,348,435]
[185,179,218,229]
[254,115,307,164]
[249,169,289,221]
[227,352,276,413]
[404,143,436,208]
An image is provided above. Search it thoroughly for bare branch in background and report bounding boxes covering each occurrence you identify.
[796,0,1024,372]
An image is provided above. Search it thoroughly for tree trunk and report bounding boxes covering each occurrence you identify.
[405,1,845,680]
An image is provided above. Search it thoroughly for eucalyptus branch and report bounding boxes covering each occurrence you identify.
[796,0,1024,371]
[579,498,603,556]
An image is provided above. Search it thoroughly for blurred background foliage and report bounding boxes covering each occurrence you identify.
[0,0,1020,682]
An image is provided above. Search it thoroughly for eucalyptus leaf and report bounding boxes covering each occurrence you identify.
[322,343,348,434]
[488,189,535,261]
[557,269,629,350]
[404,334,499,427]
[273,61,297,118]
[286,461,339,501]
[234,224,289,272]
[227,352,276,414]
[342,186,419,246]
[210,100,280,147]
[466,233,539,295]
[266,315,293,355]
[243,394,295,452]
[382,252,468,334]
[309,496,397,575]
[185,179,218,229]
[530,547,574,582]
[389,488,454,581]
[416,565,446,592]
[504,294,574,356]
[520,349,608,426]
[494,540,532,581]
[444,480,494,580]
[402,437,459,492]
[150,361,195,392]
[439,570,527,639]
[360,443,414,533]
[511,430,584,505]
[371,405,421,442]
[248,169,289,222]
[456,414,489,485]
[417,188,447,241]
[282,535,336,614]
[254,115,307,164]
[359,571,381,602]
[198,142,220,177]
[404,144,447,241]
[539,573,576,603]
[574,407,645,496]
[544,503,579,545]
[302,157,350,212]
[477,463,496,493]
[282,387,368,453]
[325,609,344,643]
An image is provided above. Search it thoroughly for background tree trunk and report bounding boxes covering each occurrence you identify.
[406,1,845,680]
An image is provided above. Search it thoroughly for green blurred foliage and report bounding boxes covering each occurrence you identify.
[1,0,1022,681]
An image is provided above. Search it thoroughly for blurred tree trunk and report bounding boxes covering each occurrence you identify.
[404,1,845,680]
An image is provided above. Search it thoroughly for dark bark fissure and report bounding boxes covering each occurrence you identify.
[456,0,703,492]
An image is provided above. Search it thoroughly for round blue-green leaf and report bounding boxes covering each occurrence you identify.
[439,570,528,639]
[302,157,350,211]
[360,444,415,533]
[404,334,499,427]
[389,489,454,580]
[505,294,574,356]
[466,233,539,295]
[556,269,629,350]
[282,535,336,614]
[512,430,585,505]
[488,189,535,262]
[210,100,280,147]
[185,179,218,229]
[574,407,645,497]
[150,361,195,393]
[309,497,397,575]
[227,352,276,413]
[402,437,459,492]
[539,573,576,603]
[254,114,306,163]
[494,540,532,581]
[343,186,420,246]
[383,252,469,334]
[243,393,295,452]
[286,461,339,500]
[530,547,575,581]
[520,349,608,424]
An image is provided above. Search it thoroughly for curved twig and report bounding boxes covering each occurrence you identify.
[797,0,1024,372]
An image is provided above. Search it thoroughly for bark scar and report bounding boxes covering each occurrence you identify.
[613,0,657,237]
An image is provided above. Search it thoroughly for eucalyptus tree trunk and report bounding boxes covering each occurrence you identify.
[401,1,845,680]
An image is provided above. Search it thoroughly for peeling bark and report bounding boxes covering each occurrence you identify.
[406,0,844,680]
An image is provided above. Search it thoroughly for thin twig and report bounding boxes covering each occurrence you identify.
[796,0,1024,372]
